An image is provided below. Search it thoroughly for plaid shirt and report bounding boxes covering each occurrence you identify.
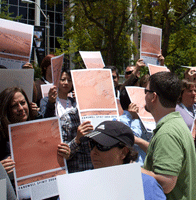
[60,106,93,173]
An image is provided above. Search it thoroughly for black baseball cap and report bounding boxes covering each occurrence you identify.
[80,121,134,148]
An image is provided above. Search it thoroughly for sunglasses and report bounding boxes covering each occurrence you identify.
[144,88,159,96]
[89,139,124,152]
[125,71,133,75]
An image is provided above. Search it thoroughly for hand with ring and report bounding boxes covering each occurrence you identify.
[57,143,70,159]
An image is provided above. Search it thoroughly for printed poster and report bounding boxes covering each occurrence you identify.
[140,24,162,65]
[79,51,105,69]
[126,86,156,132]
[71,69,119,128]
[41,83,53,98]
[51,53,64,87]
[147,64,169,75]
[8,117,67,200]
[0,69,34,102]
[0,18,34,69]
[57,163,144,200]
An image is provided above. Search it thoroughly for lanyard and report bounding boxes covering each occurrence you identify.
[180,103,196,119]
[56,97,70,118]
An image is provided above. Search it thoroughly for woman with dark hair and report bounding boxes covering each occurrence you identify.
[40,68,93,173]
[35,54,55,106]
[40,67,74,118]
[0,87,35,173]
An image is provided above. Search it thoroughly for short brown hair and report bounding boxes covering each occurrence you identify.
[178,79,196,103]
[40,54,55,78]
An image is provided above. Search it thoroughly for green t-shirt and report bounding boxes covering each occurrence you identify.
[144,112,196,200]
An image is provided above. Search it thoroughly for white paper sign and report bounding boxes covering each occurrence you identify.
[0,69,34,101]
[41,83,53,98]
[140,24,162,65]
[79,51,105,69]
[57,163,144,200]
[147,63,169,75]
[0,179,6,200]
[0,18,34,69]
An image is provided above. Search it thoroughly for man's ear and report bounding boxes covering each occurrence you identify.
[152,92,158,103]
[121,147,129,160]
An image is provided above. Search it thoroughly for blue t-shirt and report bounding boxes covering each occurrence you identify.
[142,173,166,200]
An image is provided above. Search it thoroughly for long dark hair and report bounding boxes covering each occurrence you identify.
[60,67,74,93]
[0,87,34,140]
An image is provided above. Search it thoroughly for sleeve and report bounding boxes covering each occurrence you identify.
[152,133,184,176]
[120,74,139,91]
[120,115,144,138]
[0,163,17,200]
[130,119,144,138]
[40,97,56,118]
[60,112,81,159]
[142,173,166,200]
[67,138,81,159]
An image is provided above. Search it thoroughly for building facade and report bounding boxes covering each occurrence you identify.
[4,0,68,65]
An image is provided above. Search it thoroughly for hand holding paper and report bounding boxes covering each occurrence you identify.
[157,54,164,66]
[48,86,58,103]
[58,143,71,159]
[188,68,196,76]
[75,121,93,144]
[128,103,139,119]
[30,102,40,117]
[1,156,15,174]
[135,59,146,73]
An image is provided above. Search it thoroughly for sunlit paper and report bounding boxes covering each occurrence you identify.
[8,117,67,200]
[140,24,162,65]
[57,163,144,200]
[0,69,34,102]
[71,69,119,127]
[125,86,156,132]
[147,63,169,75]
[51,53,64,87]
[79,51,105,69]
[0,18,33,69]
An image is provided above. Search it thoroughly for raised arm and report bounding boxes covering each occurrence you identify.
[120,59,146,91]
[134,136,149,153]
[40,86,57,118]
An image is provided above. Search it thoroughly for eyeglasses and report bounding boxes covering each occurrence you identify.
[89,139,124,152]
[144,88,159,96]
[144,88,155,94]
[125,71,133,75]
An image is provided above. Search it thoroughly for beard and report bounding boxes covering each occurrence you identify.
[145,105,150,113]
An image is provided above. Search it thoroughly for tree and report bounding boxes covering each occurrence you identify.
[137,0,196,72]
[55,0,137,72]
[0,0,22,20]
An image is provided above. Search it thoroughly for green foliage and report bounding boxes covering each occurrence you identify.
[56,0,137,73]
[137,0,196,74]
[0,0,22,20]
[32,62,42,80]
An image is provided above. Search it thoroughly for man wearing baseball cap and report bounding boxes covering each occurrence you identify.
[80,120,166,200]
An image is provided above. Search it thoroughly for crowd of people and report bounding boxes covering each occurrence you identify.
[0,53,196,200]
